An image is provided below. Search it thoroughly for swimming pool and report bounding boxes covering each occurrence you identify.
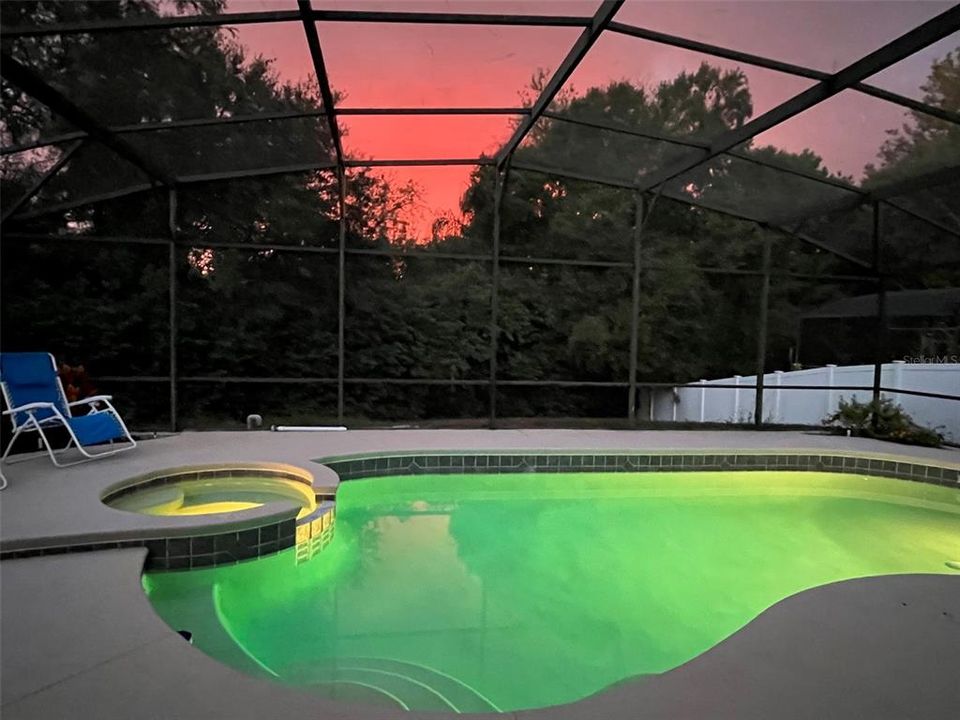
[144,470,960,712]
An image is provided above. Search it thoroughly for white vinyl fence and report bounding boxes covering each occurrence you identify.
[650,362,959,443]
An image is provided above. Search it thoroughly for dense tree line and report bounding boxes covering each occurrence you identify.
[1,1,956,427]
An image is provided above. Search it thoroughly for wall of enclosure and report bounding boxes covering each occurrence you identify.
[4,170,944,433]
[1,1,958,436]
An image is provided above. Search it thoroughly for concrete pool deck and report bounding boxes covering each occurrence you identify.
[1,429,959,718]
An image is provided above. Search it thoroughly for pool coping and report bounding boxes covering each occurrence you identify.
[3,447,955,572]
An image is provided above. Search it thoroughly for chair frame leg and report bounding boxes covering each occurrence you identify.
[1,423,26,464]
[1,408,137,469]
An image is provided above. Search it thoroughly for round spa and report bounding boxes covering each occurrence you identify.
[104,468,317,519]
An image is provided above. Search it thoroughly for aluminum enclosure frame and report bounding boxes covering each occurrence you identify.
[1,1,958,430]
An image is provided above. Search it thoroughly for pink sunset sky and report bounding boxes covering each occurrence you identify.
[225,1,958,236]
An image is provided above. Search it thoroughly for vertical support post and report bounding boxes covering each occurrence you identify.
[890,359,904,405]
[628,192,644,423]
[489,166,507,428]
[753,235,773,426]
[168,188,178,432]
[773,370,783,423]
[337,170,347,424]
[871,201,887,430]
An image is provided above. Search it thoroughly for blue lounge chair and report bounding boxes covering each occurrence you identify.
[0,352,136,469]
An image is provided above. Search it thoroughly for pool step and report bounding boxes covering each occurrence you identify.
[304,657,500,713]
[311,678,410,709]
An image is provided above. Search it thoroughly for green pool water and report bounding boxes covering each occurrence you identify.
[144,471,960,712]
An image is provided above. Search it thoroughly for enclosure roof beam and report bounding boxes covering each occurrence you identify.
[541,111,868,193]
[769,164,960,227]
[494,0,624,169]
[0,139,83,224]
[340,107,528,116]
[864,164,960,203]
[0,11,299,37]
[6,158,491,222]
[177,162,338,184]
[345,158,492,168]
[2,98,939,226]
[0,53,174,186]
[0,9,590,38]
[2,107,529,156]
[9,185,157,221]
[541,111,709,148]
[298,0,345,174]
[532,111,960,240]
[511,159,874,270]
[608,21,960,126]
[3,148,881,272]
[308,10,590,26]
[3,6,953,127]
[632,5,960,195]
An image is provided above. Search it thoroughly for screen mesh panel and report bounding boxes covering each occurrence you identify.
[178,248,339,377]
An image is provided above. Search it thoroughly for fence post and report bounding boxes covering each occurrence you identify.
[733,375,741,423]
[754,235,772,426]
[890,359,905,406]
[773,370,783,423]
[825,363,837,416]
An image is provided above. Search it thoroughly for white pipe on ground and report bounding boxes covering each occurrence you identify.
[271,425,348,432]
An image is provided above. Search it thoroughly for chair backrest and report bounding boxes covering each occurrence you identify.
[0,352,70,429]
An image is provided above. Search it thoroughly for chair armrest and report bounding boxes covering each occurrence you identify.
[68,395,113,407]
[1,401,57,416]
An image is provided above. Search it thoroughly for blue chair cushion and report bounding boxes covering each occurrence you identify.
[65,412,125,446]
[0,353,66,425]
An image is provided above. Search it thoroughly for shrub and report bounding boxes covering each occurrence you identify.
[824,397,942,447]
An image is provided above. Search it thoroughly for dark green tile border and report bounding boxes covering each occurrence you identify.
[320,452,959,489]
[0,515,306,571]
